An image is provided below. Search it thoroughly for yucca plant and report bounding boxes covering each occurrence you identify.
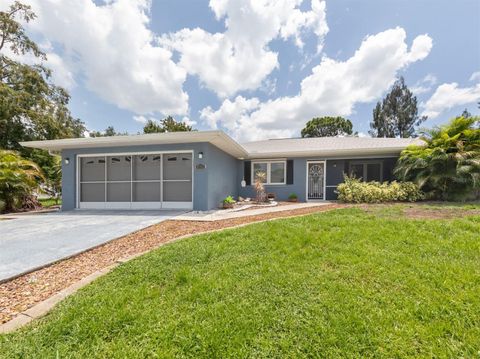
[0,150,44,212]
[395,116,480,200]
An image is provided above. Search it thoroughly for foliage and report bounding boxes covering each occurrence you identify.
[0,150,44,212]
[301,116,353,137]
[89,126,127,137]
[369,77,426,138]
[254,171,266,203]
[395,116,480,200]
[143,116,194,134]
[337,175,424,203]
[0,2,85,151]
[39,197,61,208]
[223,195,235,204]
[1,208,479,357]
[288,192,298,199]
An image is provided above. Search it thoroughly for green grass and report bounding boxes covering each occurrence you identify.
[39,197,61,208]
[1,207,479,358]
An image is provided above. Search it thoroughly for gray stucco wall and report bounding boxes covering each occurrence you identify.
[238,156,399,201]
[61,142,237,211]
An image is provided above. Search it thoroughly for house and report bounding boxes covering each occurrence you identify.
[21,131,419,211]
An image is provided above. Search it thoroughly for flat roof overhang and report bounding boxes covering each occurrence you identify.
[245,147,407,159]
[20,130,249,159]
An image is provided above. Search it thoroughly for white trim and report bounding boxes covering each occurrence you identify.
[251,160,287,185]
[162,202,193,210]
[306,161,326,201]
[77,151,194,210]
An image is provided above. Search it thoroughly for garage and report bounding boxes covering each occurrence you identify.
[77,151,193,209]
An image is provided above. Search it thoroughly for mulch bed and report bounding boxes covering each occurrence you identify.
[0,203,343,325]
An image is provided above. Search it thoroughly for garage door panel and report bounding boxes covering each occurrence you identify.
[163,154,192,180]
[81,183,105,202]
[133,182,161,202]
[107,182,131,202]
[133,155,161,181]
[80,157,105,182]
[107,156,131,181]
[163,181,192,202]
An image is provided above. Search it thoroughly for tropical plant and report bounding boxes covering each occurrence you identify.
[394,116,480,200]
[0,150,44,212]
[301,116,354,137]
[369,77,426,138]
[254,171,267,203]
[337,175,424,203]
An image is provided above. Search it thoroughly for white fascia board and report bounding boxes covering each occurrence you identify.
[20,130,249,159]
[246,147,408,159]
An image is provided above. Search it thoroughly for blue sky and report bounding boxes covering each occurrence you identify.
[15,0,480,141]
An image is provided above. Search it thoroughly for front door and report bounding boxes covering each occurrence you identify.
[307,161,325,200]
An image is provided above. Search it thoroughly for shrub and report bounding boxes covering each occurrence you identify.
[223,195,235,204]
[288,193,298,200]
[337,176,424,203]
[0,150,44,212]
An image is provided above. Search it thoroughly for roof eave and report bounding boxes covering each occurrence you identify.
[246,146,407,159]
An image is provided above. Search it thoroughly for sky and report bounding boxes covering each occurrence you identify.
[6,0,480,142]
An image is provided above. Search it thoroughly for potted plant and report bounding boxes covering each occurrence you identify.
[288,193,298,202]
[223,195,236,209]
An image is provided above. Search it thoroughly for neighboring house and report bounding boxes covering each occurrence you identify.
[22,131,419,211]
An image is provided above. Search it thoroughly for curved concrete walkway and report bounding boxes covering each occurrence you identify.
[0,210,183,282]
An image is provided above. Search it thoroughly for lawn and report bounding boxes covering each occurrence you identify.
[38,197,61,208]
[1,206,479,358]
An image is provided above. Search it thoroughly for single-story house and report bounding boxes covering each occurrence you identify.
[21,131,418,211]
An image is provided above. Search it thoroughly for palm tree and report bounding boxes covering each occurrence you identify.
[0,150,44,212]
[395,116,480,200]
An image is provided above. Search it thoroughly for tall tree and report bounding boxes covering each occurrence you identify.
[89,126,127,137]
[301,116,353,137]
[0,1,85,151]
[369,77,426,138]
[143,116,194,134]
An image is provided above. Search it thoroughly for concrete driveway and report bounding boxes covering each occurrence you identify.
[0,210,184,282]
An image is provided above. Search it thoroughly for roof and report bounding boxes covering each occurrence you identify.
[241,136,422,158]
[20,130,249,159]
[20,131,422,159]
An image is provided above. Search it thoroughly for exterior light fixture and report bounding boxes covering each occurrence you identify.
[64,157,70,165]
[198,152,203,159]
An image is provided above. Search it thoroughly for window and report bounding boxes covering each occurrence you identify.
[252,161,286,185]
[349,161,383,182]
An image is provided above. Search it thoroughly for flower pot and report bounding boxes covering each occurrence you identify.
[223,203,234,209]
[288,198,298,202]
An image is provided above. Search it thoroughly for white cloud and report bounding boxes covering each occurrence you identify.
[411,73,437,95]
[26,0,189,115]
[469,71,480,82]
[200,27,433,141]
[421,82,480,119]
[133,115,149,124]
[160,0,328,98]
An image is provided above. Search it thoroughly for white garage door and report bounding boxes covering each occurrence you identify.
[78,152,193,209]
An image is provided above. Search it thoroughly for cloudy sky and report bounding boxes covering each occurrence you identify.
[10,0,480,141]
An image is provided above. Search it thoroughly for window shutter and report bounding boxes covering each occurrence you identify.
[244,161,251,186]
[286,160,294,185]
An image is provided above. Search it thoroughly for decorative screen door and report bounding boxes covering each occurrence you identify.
[307,162,325,200]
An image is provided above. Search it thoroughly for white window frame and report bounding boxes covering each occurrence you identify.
[349,160,383,182]
[251,160,287,185]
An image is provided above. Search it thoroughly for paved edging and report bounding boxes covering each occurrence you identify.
[0,204,342,334]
